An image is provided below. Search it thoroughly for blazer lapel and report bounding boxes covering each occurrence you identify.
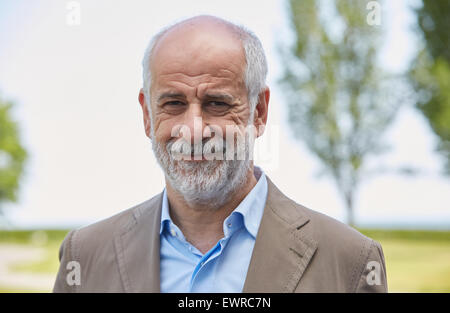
[243,178,318,292]
[114,193,163,292]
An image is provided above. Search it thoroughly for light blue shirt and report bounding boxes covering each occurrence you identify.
[159,168,268,293]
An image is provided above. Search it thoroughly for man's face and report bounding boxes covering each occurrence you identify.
[149,24,251,147]
[140,21,256,206]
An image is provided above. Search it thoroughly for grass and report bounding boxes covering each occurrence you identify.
[0,285,44,293]
[380,239,450,292]
[0,229,70,292]
[357,228,450,243]
[0,229,69,245]
[0,229,69,276]
[0,228,449,292]
[8,243,62,274]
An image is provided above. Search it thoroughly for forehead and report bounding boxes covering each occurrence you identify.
[150,22,246,84]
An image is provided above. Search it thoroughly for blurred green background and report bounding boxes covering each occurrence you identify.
[0,228,449,292]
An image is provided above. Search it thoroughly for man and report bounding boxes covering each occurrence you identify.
[53,15,387,293]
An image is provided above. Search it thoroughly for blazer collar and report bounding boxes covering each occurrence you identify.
[114,175,318,293]
[242,177,318,292]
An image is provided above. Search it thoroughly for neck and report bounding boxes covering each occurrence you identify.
[165,163,257,254]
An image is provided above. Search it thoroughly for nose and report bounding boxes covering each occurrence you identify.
[182,102,207,145]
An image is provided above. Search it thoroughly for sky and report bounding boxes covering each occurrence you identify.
[0,0,449,230]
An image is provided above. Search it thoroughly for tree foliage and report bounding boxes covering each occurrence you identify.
[409,0,450,175]
[0,95,27,216]
[279,0,401,225]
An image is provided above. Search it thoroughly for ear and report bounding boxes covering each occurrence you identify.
[253,87,270,137]
[138,88,152,139]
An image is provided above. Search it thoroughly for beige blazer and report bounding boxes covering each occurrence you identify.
[53,177,387,292]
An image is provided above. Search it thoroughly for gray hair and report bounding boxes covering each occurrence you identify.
[141,16,268,117]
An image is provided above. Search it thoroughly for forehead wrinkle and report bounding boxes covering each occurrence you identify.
[156,72,239,93]
[152,36,244,71]
[196,82,234,101]
[157,65,241,80]
[159,72,215,84]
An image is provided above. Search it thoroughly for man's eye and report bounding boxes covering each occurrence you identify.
[207,101,229,107]
[162,101,186,114]
[165,101,185,106]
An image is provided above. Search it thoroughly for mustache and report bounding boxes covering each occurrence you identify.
[166,136,228,160]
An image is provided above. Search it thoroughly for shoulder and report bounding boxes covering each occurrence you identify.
[53,193,163,292]
[60,193,163,261]
[266,178,373,248]
[75,194,162,241]
[301,204,372,247]
[265,178,387,291]
[297,204,387,291]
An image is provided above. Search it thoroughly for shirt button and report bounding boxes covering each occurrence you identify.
[170,228,176,237]
[227,223,232,228]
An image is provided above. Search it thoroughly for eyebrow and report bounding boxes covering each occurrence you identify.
[157,92,185,102]
[204,93,234,103]
[157,92,235,103]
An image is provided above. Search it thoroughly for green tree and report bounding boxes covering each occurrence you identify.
[279,0,401,226]
[0,95,27,218]
[409,0,450,175]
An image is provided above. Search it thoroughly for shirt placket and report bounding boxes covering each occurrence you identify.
[189,214,240,291]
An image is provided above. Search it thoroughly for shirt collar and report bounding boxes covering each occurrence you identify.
[159,166,268,239]
[228,167,267,238]
[159,187,171,235]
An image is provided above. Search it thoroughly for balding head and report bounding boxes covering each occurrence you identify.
[154,15,244,47]
[150,16,246,92]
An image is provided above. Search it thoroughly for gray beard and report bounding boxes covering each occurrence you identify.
[151,137,252,208]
